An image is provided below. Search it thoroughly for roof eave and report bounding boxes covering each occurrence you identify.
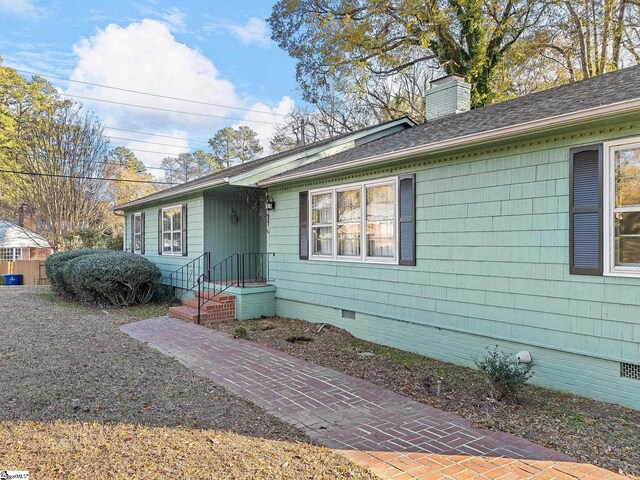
[113,178,229,211]
[259,98,640,187]
[113,117,417,211]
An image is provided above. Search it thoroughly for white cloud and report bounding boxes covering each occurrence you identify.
[235,97,295,154]
[67,19,293,169]
[0,0,39,16]
[229,17,272,48]
[138,5,187,32]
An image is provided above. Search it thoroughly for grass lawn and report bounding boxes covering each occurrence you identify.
[2,421,367,479]
[0,288,373,479]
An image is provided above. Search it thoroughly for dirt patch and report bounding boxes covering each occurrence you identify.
[0,288,373,479]
[209,317,640,478]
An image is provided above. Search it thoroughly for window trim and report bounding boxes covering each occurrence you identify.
[161,205,183,256]
[308,177,399,264]
[603,137,640,276]
[0,247,23,261]
[133,213,143,254]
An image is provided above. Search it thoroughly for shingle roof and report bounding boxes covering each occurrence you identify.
[115,116,414,210]
[262,65,640,183]
[0,220,51,248]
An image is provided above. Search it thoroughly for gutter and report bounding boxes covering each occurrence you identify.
[259,98,640,186]
[112,117,417,211]
[113,177,229,211]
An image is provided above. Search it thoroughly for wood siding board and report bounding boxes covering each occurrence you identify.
[266,120,640,409]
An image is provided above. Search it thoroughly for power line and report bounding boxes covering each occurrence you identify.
[61,93,281,125]
[17,69,286,117]
[126,147,188,156]
[104,126,211,144]
[100,160,166,171]
[0,168,177,184]
[106,135,199,149]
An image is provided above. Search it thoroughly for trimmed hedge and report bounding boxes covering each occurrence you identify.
[46,250,161,306]
[45,249,110,296]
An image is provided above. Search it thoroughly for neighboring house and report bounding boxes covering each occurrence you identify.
[0,205,52,261]
[117,66,640,409]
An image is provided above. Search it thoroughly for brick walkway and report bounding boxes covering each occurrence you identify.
[121,317,625,480]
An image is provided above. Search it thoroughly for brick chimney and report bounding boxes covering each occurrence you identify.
[425,74,471,121]
[18,204,36,231]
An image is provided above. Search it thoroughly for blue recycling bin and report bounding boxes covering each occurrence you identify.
[2,274,23,285]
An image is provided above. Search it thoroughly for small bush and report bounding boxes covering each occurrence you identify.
[0,275,5,286]
[45,249,110,296]
[65,252,161,307]
[234,327,247,339]
[475,346,533,402]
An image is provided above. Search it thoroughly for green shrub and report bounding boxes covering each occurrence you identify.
[234,326,248,338]
[0,275,5,286]
[45,249,110,296]
[152,283,177,303]
[475,346,533,402]
[65,252,161,307]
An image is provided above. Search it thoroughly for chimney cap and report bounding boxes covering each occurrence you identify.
[430,73,467,87]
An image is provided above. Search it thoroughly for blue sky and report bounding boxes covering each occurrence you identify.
[0,0,302,170]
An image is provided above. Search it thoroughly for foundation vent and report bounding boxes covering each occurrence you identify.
[620,362,640,380]
[341,309,356,320]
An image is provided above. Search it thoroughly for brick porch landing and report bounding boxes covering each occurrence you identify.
[121,317,625,480]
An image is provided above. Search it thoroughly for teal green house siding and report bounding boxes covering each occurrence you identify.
[123,195,204,282]
[267,120,640,409]
[203,193,266,270]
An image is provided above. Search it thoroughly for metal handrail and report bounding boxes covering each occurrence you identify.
[195,252,274,324]
[168,252,210,298]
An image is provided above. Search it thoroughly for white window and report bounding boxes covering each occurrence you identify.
[309,178,397,263]
[133,213,142,254]
[162,206,182,255]
[605,138,640,275]
[0,248,23,261]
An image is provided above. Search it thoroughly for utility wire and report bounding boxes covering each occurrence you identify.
[17,69,286,117]
[100,160,166,171]
[104,126,211,144]
[126,147,188,156]
[0,168,177,185]
[61,93,281,125]
[106,135,200,148]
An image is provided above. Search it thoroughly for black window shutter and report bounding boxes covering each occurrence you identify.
[130,214,135,253]
[182,204,188,256]
[157,209,163,255]
[299,191,309,260]
[140,212,146,254]
[569,144,603,275]
[398,174,416,266]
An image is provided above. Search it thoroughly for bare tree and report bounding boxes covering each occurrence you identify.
[15,100,111,249]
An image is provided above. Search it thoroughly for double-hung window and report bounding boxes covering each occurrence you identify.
[162,206,182,255]
[309,178,397,262]
[605,138,640,275]
[133,213,142,254]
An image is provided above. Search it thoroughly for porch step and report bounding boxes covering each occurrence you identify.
[169,293,236,324]
[181,297,229,311]
[194,291,236,303]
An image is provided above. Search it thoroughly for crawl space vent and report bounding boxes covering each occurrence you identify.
[341,309,356,320]
[620,362,640,380]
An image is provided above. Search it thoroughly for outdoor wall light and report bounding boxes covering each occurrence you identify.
[265,196,276,211]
